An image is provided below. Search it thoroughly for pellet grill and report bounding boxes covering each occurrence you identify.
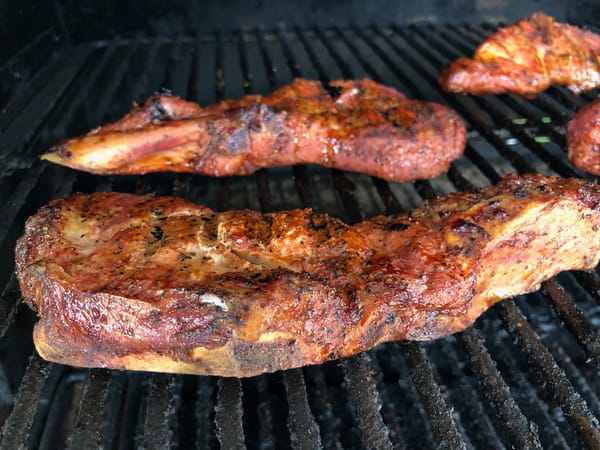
[1,1,600,448]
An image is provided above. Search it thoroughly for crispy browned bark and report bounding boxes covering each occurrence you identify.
[16,174,600,377]
[41,78,466,182]
[440,13,600,97]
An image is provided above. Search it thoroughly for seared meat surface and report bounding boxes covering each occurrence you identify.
[41,78,466,182]
[568,99,600,175]
[16,174,600,377]
[440,13,600,97]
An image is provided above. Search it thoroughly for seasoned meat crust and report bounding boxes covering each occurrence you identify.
[440,13,600,97]
[567,99,600,175]
[15,174,600,377]
[40,78,466,182]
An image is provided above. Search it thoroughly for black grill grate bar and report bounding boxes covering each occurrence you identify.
[458,329,542,449]
[0,354,53,449]
[571,270,600,306]
[341,354,394,450]
[399,343,467,449]
[282,369,324,450]
[67,369,112,449]
[98,372,127,449]
[405,26,581,179]
[496,300,600,447]
[0,274,23,342]
[143,373,179,449]
[541,279,600,368]
[437,340,505,449]
[492,334,572,448]
[552,345,600,419]
[215,378,245,449]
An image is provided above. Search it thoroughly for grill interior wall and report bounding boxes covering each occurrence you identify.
[1,23,600,449]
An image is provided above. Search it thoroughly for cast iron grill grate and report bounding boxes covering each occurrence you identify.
[0,21,599,449]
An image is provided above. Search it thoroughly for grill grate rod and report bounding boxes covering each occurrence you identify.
[143,373,179,449]
[215,378,245,449]
[0,354,53,449]
[342,354,394,450]
[66,369,111,449]
[458,330,542,448]
[541,279,600,368]
[399,343,467,450]
[282,369,324,450]
[497,300,600,447]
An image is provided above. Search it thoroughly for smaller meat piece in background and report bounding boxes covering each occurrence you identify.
[567,99,600,176]
[41,78,466,183]
[440,12,600,97]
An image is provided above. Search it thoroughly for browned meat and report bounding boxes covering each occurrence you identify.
[567,99,600,175]
[40,78,466,182]
[15,174,600,377]
[440,13,600,97]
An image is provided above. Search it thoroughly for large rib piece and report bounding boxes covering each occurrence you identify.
[440,13,600,97]
[16,174,600,377]
[567,99,600,176]
[41,78,466,182]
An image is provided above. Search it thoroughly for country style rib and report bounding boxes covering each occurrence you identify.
[16,174,600,377]
[567,99,600,176]
[440,12,600,97]
[41,78,466,182]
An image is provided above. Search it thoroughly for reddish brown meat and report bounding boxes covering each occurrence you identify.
[40,78,466,182]
[15,174,600,377]
[440,13,600,97]
[567,99,600,175]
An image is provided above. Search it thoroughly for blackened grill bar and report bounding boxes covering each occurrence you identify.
[1,20,600,449]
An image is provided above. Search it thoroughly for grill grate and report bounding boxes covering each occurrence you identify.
[1,21,600,449]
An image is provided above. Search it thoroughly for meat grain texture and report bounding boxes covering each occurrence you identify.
[568,99,600,176]
[16,174,600,377]
[440,12,600,97]
[41,78,466,182]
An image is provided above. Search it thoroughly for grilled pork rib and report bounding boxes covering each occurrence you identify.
[40,78,466,182]
[16,174,600,377]
[568,99,600,176]
[440,13,600,97]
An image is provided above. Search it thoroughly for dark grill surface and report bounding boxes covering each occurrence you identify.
[1,22,600,449]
